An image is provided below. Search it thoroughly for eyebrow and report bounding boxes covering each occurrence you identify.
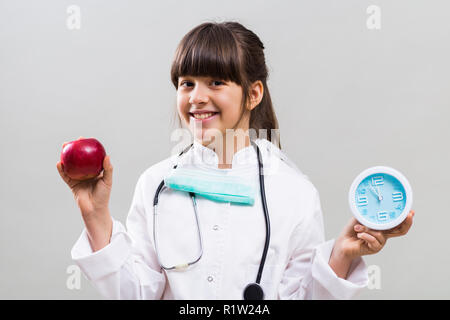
[179,76,218,81]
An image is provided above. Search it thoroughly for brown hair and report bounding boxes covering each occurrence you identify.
[170,21,280,147]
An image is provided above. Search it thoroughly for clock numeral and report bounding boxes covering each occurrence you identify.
[392,192,403,202]
[377,211,388,221]
[357,195,368,206]
[372,176,384,186]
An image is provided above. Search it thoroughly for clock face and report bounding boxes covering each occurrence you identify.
[349,166,413,230]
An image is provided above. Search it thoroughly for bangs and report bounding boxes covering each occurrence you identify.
[171,23,244,88]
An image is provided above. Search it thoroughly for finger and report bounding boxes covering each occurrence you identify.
[357,232,382,252]
[56,161,72,186]
[354,225,386,246]
[344,217,360,236]
[102,155,113,187]
[56,161,85,189]
[385,210,415,238]
[354,223,364,233]
[386,217,412,238]
[369,229,387,246]
[78,136,84,140]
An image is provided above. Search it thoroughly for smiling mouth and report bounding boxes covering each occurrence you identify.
[189,112,219,120]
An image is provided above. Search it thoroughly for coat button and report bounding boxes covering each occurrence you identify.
[207,276,214,282]
[213,225,219,231]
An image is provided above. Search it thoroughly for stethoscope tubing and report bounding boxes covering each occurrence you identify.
[254,143,271,285]
[152,141,270,299]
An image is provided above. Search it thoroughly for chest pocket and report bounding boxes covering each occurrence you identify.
[153,188,202,270]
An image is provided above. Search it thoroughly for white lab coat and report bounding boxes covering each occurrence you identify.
[71,138,368,299]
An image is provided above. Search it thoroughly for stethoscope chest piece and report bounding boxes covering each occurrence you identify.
[243,283,264,300]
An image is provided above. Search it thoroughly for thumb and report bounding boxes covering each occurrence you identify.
[102,155,113,187]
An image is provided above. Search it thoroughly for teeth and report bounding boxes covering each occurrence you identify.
[192,112,214,119]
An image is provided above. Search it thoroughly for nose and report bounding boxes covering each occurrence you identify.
[189,82,209,105]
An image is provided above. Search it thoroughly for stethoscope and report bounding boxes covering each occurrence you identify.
[153,141,270,300]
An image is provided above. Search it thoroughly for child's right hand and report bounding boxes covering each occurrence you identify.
[56,136,114,251]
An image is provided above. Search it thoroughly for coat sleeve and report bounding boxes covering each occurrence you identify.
[70,173,166,300]
[277,186,368,300]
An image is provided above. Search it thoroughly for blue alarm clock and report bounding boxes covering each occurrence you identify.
[349,166,413,230]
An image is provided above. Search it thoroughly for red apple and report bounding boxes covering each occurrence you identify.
[60,138,106,180]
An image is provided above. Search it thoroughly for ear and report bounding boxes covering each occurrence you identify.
[247,80,264,111]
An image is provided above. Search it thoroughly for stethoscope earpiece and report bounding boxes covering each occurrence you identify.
[243,283,264,300]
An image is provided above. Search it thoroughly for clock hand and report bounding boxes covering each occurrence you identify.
[376,186,383,201]
[368,185,379,199]
[368,184,382,201]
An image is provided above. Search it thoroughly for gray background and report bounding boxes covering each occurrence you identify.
[0,0,449,299]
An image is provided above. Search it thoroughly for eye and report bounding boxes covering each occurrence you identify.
[180,81,193,87]
[179,80,224,87]
[211,80,225,86]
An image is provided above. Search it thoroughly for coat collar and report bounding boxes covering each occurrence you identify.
[190,139,258,170]
[174,138,280,173]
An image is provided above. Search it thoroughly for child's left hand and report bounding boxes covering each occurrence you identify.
[333,210,415,260]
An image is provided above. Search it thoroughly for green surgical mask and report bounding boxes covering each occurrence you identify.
[164,167,256,205]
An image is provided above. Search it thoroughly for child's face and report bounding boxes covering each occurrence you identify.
[177,76,249,144]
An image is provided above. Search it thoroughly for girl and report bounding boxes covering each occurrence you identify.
[57,21,414,300]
